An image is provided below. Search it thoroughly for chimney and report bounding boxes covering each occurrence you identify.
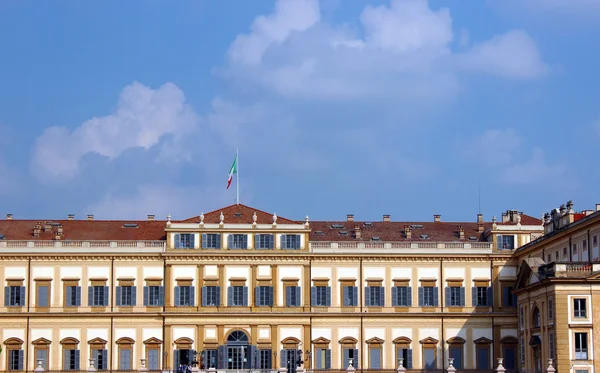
[347,214,354,222]
[404,225,412,239]
[55,234,62,240]
[596,204,600,212]
[67,214,75,220]
[148,214,155,221]
[44,223,52,232]
[434,214,441,222]
[501,212,509,223]
[87,214,94,221]
[458,225,465,240]
[477,222,484,233]
[6,213,13,220]
[383,214,391,223]
[477,213,483,223]
[354,225,362,240]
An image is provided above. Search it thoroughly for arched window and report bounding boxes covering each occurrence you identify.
[420,337,439,370]
[339,337,358,369]
[143,338,162,371]
[532,307,541,328]
[32,338,51,370]
[60,337,80,371]
[312,337,331,370]
[116,338,135,370]
[474,337,492,370]
[393,337,413,369]
[366,337,384,369]
[446,337,465,369]
[88,338,108,371]
[4,337,24,371]
[227,331,249,343]
[500,337,518,370]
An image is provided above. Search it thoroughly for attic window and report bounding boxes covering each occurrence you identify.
[234,212,242,217]
[50,222,61,227]
[420,234,429,240]
[468,236,478,241]
[411,224,424,229]
[0,234,5,240]
[331,224,345,229]
[339,231,348,235]
[371,236,380,241]
[122,223,138,228]
[314,231,325,236]
[364,222,373,227]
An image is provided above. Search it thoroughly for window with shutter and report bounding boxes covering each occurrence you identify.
[37,285,49,307]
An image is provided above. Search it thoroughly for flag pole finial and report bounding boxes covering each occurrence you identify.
[236,149,240,205]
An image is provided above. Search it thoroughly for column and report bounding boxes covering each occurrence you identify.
[197,265,204,310]
[250,264,258,307]
[303,265,311,308]
[165,264,172,307]
[271,265,279,307]
[303,325,312,369]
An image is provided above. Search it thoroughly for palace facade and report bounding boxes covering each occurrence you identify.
[0,202,594,373]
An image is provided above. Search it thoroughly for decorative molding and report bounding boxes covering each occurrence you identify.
[3,337,24,345]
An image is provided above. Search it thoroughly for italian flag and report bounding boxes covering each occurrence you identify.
[227,154,238,189]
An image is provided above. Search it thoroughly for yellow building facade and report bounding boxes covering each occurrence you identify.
[0,204,548,372]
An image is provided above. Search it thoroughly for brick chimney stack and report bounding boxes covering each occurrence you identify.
[477,214,483,223]
[6,213,13,220]
[434,214,441,222]
[87,214,94,221]
[148,215,155,221]
[347,214,354,222]
[458,225,465,239]
[67,214,75,220]
[383,215,391,223]
[354,225,362,239]
[404,225,412,239]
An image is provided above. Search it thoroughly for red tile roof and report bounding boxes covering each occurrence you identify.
[180,204,297,225]
[309,221,492,242]
[0,219,167,241]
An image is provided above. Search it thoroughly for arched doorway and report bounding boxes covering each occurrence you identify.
[226,330,250,369]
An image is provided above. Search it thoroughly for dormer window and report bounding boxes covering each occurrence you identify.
[174,234,195,249]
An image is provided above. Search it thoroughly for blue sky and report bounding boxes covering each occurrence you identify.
[0,0,599,222]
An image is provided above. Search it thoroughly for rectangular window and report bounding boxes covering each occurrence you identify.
[574,298,587,318]
[519,306,524,329]
[88,286,109,307]
[255,286,274,306]
[144,286,164,306]
[285,286,301,307]
[369,347,381,369]
[446,286,464,307]
[204,349,217,369]
[64,349,80,370]
[4,286,25,307]
[449,346,462,369]
[255,234,274,249]
[175,286,195,306]
[311,286,331,306]
[228,234,248,249]
[392,286,412,306]
[594,235,598,247]
[548,298,554,321]
[575,332,588,360]
[397,348,412,368]
[423,347,436,369]
[281,234,301,250]
[8,349,23,371]
[503,285,517,307]
[65,286,81,307]
[365,286,385,306]
[202,286,220,306]
[174,233,195,249]
[228,286,248,306]
[343,286,358,307]
[563,247,568,259]
[520,338,525,363]
[116,286,135,306]
[549,332,554,359]
[259,349,272,369]
[37,285,50,307]
[201,234,221,249]
[419,286,438,307]
[473,286,492,306]
[120,349,132,370]
[555,251,559,261]
[476,346,490,370]
[497,235,515,250]
[92,349,108,370]
[315,348,331,369]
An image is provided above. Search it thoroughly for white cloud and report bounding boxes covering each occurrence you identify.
[222,0,548,100]
[465,129,565,185]
[456,30,548,79]
[31,82,199,182]
[84,184,235,220]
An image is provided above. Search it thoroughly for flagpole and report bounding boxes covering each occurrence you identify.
[236,149,240,205]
